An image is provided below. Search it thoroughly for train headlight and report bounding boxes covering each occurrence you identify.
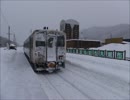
[47,62,55,68]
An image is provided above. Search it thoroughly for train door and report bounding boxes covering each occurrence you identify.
[30,36,33,61]
[47,35,57,62]
[57,35,66,67]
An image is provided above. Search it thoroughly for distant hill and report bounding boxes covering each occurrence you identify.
[80,24,130,41]
[0,36,18,47]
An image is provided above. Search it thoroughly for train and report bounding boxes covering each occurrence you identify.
[23,27,66,73]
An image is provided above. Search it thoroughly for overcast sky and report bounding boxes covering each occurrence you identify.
[1,1,129,45]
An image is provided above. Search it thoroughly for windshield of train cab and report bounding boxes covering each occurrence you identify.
[57,36,65,47]
[36,41,45,47]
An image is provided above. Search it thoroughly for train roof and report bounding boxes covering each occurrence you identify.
[47,30,65,34]
[33,29,65,35]
[24,29,66,44]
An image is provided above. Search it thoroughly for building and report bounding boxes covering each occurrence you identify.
[67,39,101,48]
[105,37,123,44]
[123,39,130,42]
[60,19,101,48]
[60,19,79,40]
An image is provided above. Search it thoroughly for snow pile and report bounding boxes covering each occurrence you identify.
[91,42,130,57]
[67,53,129,82]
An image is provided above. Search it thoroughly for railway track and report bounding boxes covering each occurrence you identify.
[64,64,128,99]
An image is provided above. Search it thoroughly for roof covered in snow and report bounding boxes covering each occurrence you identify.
[65,19,79,25]
[60,19,79,29]
[66,39,101,42]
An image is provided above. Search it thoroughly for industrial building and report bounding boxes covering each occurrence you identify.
[67,39,101,48]
[105,37,123,44]
[60,19,79,40]
[60,19,101,48]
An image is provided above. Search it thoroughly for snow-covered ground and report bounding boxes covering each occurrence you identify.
[0,43,129,100]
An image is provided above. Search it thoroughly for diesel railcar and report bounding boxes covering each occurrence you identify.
[23,28,66,73]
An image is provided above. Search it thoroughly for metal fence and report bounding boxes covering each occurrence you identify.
[67,48,126,60]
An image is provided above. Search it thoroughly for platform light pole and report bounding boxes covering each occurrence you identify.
[7,26,14,49]
[8,26,11,48]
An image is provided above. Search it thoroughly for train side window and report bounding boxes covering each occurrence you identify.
[57,36,65,47]
[30,37,33,48]
[48,38,53,47]
[41,41,45,46]
[36,41,45,47]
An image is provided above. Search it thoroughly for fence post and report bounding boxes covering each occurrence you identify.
[82,49,84,55]
[85,49,87,55]
[105,50,106,57]
[76,48,77,54]
[114,50,116,59]
[124,50,126,60]
[91,49,93,56]
[78,48,80,54]
[98,49,99,57]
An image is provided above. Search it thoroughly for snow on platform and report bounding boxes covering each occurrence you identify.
[91,42,130,58]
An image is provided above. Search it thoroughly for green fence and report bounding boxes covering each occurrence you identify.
[106,51,114,59]
[99,50,106,57]
[115,51,125,60]
[93,50,99,57]
[67,48,126,60]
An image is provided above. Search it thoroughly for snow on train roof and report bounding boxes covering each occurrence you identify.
[33,29,65,35]
[47,30,65,35]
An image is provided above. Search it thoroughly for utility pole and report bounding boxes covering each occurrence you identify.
[8,26,10,48]
[13,34,16,45]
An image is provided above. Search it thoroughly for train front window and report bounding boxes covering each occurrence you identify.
[36,41,45,47]
[48,38,53,47]
[57,36,65,47]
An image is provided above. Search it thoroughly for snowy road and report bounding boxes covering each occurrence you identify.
[1,47,129,100]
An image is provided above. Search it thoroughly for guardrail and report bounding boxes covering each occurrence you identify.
[67,48,127,60]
